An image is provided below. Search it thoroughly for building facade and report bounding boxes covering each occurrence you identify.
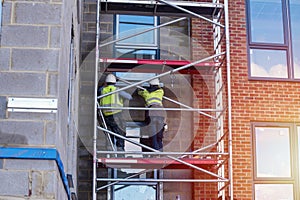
[0,0,300,200]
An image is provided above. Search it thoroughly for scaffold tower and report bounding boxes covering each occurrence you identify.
[92,0,232,199]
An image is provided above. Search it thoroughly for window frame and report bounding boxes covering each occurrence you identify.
[251,122,300,200]
[114,14,159,59]
[246,0,300,81]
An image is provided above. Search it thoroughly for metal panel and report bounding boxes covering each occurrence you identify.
[7,97,57,113]
[100,0,223,17]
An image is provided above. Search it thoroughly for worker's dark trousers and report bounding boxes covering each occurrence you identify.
[141,116,164,152]
[104,112,126,150]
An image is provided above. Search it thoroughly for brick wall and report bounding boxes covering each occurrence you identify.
[229,1,300,199]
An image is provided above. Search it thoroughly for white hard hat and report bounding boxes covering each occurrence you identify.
[149,78,159,85]
[105,74,116,83]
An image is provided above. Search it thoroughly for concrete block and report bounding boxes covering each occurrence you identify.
[78,192,89,200]
[84,0,97,3]
[83,13,97,23]
[48,73,58,96]
[77,180,92,191]
[78,169,90,180]
[87,3,97,13]
[8,112,56,121]
[0,48,10,71]
[1,25,48,47]
[43,171,57,198]
[2,2,12,25]
[50,26,61,48]
[31,170,43,197]
[30,170,57,198]
[0,72,46,95]
[12,49,59,71]
[0,171,29,196]
[82,32,96,42]
[0,121,44,145]
[45,121,56,145]
[4,159,56,171]
[15,3,61,25]
[0,96,6,119]
[13,0,51,2]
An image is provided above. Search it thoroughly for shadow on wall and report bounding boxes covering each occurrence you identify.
[0,130,28,145]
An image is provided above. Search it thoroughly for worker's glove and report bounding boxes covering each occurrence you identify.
[163,123,168,132]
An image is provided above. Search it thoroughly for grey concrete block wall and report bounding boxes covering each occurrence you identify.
[0,96,6,119]
[0,0,81,199]
[0,121,44,145]
[0,72,47,95]
[11,49,59,71]
[14,3,61,25]
[0,159,67,199]
[0,48,10,71]
[0,170,29,196]
[1,25,49,47]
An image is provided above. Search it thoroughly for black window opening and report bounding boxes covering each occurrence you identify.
[246,0,300,80]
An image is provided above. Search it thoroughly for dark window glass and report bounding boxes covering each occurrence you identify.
[116,49,157,59]
[118,23,155,44]
[119,15,154,24]
[115,15,158,59]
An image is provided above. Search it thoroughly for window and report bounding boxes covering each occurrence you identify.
[247,0,300,80]
[115,15,159,59]
[252,123,300,200]
[254,127,291,178]
[114,184,157,200]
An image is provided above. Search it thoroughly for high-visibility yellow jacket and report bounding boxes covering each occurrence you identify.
[100,85,123,116]
[138,88,164,107]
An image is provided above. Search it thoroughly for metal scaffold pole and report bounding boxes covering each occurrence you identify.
[224,0,233,199]
[93,0,101,200]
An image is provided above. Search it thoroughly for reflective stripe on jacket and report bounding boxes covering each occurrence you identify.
[100,85,123,116]
[138,88,164,107]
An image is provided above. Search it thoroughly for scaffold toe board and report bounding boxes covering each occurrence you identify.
[100,0,223,17]
[100,58,219,73]
[97,157,219,169]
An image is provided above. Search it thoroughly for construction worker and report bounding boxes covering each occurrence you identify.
[99,73,132,152]
[138,78,166,151]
